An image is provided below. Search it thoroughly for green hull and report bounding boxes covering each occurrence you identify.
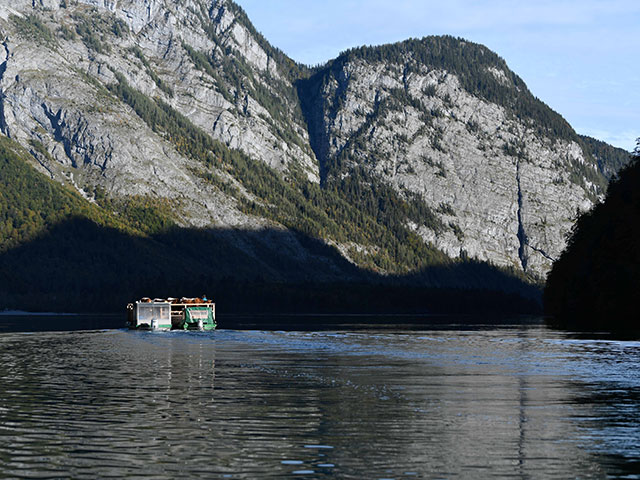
[183,322,217,331]
[181,306,216,331]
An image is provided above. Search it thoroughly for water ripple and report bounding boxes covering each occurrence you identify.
[0,325,638,478]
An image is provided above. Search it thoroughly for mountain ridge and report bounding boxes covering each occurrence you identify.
[0,0,631,312]
[297,34,627,275]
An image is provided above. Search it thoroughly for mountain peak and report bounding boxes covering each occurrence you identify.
[299,34,618,275]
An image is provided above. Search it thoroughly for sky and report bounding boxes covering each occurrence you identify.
[235,0,639,151]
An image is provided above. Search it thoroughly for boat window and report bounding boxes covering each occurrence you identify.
[138,304,171,322]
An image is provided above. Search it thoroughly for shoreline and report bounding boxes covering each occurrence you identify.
[0,310,80,316]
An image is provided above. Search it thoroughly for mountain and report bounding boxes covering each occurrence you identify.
[0,0,629,312]
[298,38,629,277]
[544,145,639,331]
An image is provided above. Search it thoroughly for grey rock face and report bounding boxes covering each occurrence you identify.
[304,55,600,277]
[0,0,318,211]
[0,0,333,276]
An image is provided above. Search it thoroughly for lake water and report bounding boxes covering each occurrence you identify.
[0,316,639,478]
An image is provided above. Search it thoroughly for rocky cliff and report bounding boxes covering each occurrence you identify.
[0,0,317,227]
[0,0,629,288]
[299,39,624,277]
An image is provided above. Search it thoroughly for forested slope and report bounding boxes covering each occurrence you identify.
[0,134,540,313]
[545,144,640,330]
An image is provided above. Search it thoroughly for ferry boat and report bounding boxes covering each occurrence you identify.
[126,297,216,331]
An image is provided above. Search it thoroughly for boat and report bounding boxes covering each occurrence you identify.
[126,297,216,331]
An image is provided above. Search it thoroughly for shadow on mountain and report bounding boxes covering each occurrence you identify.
[296,72,335,184]
[0,217,541,316]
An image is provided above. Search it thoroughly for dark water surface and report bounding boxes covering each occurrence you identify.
[0,317,639,478]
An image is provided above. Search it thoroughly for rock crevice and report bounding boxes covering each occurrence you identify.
[515,156,528,272]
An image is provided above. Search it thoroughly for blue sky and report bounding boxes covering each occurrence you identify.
[235,0,639,151]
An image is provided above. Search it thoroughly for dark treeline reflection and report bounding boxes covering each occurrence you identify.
[0,217,541,315]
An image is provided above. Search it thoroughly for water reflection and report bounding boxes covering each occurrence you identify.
[0,325,638,478]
